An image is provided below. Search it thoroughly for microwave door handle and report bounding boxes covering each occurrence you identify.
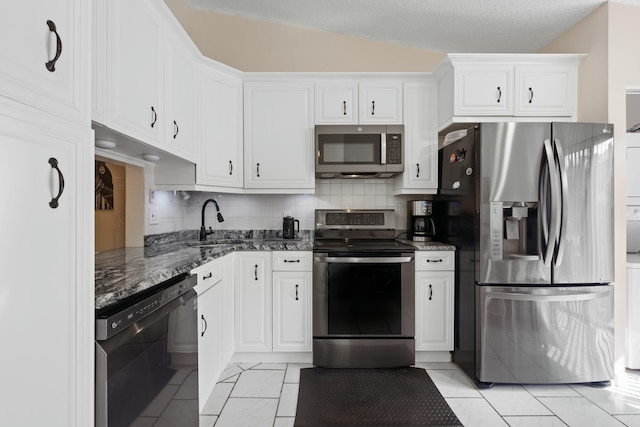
[380,133,387,164]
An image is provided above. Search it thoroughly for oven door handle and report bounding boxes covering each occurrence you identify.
[314,256,414,264]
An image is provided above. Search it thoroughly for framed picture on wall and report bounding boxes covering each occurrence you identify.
[95,160,114,210]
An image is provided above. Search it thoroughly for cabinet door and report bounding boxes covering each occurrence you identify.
[273,272,312,351]
[197,281,223,409]
[244,82,315,189]
[198,68,244,188]
[359,82,403,124]
[164,33,196,161]
[315,82,358,124]
[415,271,454,351]
[395,82,438,193]
[235,253,272,351]
[514,65,574,117]
[454,65,513,116]
[0,116,91,426]
[0,0,89,124]
[108,0,162,145]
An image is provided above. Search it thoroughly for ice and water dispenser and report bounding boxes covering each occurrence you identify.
[489,201,540,261]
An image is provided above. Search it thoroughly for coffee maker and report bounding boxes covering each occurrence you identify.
[407,200,436,241]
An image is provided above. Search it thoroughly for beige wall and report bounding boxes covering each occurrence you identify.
[163,0,445,72]
[95,162,126,252]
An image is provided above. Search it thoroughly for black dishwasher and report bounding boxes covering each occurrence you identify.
[95,273,198,427]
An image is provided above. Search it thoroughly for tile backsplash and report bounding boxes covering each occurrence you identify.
[145,180,431,237]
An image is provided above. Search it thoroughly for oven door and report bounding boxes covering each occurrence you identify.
[313,252,415,367]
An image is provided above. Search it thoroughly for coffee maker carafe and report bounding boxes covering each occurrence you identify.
[283,216,299,239]
[408,200,436,241]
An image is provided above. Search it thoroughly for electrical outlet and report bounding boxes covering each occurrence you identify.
[149,207,159,225]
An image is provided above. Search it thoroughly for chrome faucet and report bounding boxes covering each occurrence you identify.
[200,198,224,241]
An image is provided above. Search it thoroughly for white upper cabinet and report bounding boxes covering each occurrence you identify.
[0,0,90,125]
[394,81,438,194]
[454,64,513,116]
[315,80,403,124]
[514,65,575,116]
[436,54,582,131]
[359,81,403,124]
[198,65,244,189]
[107,0,163,145]
[96,0,199,161]
[244,80,315,192]
[315,81,358,124]
[163,29,197,161]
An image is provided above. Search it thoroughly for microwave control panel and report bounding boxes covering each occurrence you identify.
[386,134,402,164]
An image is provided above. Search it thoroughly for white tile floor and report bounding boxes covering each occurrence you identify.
[200,362,640,427]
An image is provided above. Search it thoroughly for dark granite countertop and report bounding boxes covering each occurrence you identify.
[95,234,455,310]
[95,238,313,310]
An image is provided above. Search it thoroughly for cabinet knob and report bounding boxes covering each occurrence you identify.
[45,20,62,72]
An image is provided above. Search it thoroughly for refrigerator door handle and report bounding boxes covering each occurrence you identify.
[541,139,560,267]
[553,139,569,267]
[486,289,610,302]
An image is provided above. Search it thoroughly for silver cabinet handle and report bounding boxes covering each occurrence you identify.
[315,256,413,264]
[528,87,534,104]
[497,87,502,103]
[428,284,433,301]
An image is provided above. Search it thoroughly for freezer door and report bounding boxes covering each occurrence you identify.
[551,123,614,284]
[477,285,614,384]
[479,123,551,284]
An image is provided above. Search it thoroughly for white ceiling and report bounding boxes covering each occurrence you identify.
[186,0,640,53]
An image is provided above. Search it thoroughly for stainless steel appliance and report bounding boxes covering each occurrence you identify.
[283,215,300,239]
[315,125,404,178]
[95,273,199,427]
[407,200,436,241]
[313,209,415,368]
[437,122,615,387]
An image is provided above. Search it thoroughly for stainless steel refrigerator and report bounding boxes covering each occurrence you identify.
[436,122,615,387]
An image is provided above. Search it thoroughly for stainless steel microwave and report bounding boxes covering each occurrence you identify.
[315,125,404,178]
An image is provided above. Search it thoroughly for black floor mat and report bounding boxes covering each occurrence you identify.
[294,367,463,427]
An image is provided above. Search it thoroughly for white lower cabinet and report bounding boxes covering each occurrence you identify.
[235,252,273,351]
[273,251,313,351]
[415,251,455,351]
[192,256,234,409]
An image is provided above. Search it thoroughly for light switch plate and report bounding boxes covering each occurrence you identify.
[149,207,159,225]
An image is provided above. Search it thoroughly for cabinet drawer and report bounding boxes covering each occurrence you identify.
[415,251,454,271]
[192,258,223,293]
[272,251,312,271]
